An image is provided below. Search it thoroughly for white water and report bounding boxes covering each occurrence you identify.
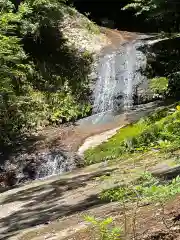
[21,40,147,180]
[37,152,76,179]
[92,41,147,114]
[93,53,116,113]
[123,43,136,109]
[37,40,148,178]
[15,151,76,180]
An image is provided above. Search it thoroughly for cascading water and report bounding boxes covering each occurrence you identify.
[15,151,76,180]
[37,152,75,178]
[32,40,147,179]
[92,40,147,115]
[123,43,136,109]
[16,38,148,181]
[1,33,156,186]
[93,53,116,113]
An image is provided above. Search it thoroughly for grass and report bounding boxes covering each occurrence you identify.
[86,170,180,240]
[83,20,100,34]
[83,104,180,239]
[149,77,168,95]
[84,105,180,165]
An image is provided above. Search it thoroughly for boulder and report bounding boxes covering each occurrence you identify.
[150,163,180,180]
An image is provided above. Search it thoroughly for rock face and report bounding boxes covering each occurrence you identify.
[0,149,82,187]
[61,6,112,107]
[136,36,180,103]
[150,163,180,180]
[61,6,110,54]
[132,37,167,105]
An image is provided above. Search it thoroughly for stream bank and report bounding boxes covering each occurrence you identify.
[0,122,180,240]
[0,28,168,188]
[0,29,150,187]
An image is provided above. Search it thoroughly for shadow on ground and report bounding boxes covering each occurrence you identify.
[0,168,117,239]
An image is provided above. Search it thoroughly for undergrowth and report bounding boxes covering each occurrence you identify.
[84,105,180,239]
[84,105,180,165]
[149,77,169,96]
[0,0,94,147]
[84,216,121,240]
[86,172,180,239]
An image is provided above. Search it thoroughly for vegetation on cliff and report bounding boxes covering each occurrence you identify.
[0,0,104,148]
[123,0,180,32]
[84,104,180,239]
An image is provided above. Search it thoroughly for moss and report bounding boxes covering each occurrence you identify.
[149,77,168,95]
[83,20,100,34]
[84,105,180,165]
[84,123,147,165]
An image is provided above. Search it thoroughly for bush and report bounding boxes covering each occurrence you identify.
[0,0,93,148]
[150,77,168,96]
[84,106,178,164]
[84,215,121,240]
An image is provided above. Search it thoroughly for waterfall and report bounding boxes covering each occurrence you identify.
[123,43,136,109]
[37,40,147,178]
[92,40,147,114]
[38,154,68,178]
[15,151,76,181]
[15,39,147,182]
[93,53,116,113]
[37,152,76,179]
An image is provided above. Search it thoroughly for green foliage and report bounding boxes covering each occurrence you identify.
[0,0,93,147]
[48,89,92,124]
[100,172,180,205]
[83,20,100,34]
[84,215,121,240]
[123,0,162,16]
[99,172,180,237]
[84,123,146,165]
[98,172,180,237]
[84,106,176,165]
[150,77,168,95]
[123,0,180,32]
[100,172,158,203]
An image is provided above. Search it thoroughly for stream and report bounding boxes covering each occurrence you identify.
[0,32,160,184]
[36,34,159,177]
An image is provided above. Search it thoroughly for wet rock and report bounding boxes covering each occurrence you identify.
[100,18,115,28]
[3,163,18,186]
[5,170,18,186]
[0,148,79,188]
[70,152,84,168]
[0,170,17,187]
[22,160,37,180]
[150,163,180,180]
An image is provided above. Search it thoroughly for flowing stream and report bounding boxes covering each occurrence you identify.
[93,40,147,115]
[36,38,149,178]
[5,35,154,181]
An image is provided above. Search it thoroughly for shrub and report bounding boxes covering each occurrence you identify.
[84,215,121,240]
[150,77,168,96]
[0,0,93,147]
[84,106,178,165]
